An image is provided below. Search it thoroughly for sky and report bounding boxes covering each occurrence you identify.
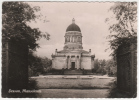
[27,2,115,60]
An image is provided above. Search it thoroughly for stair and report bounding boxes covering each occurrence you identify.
[64,69,83,75]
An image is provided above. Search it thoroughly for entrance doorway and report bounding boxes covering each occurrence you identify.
[71,62,75,70]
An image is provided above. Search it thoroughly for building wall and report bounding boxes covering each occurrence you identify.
[52,57,66,69]
[81,57,92,70]
[52,56,94,70]
[91,58,94,69]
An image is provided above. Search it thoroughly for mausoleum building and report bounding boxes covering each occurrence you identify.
[51,19,95,72]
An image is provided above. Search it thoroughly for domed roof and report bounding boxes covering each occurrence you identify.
[66,18,81,32]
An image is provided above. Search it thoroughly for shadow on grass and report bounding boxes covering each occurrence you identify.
[107,80,134,98]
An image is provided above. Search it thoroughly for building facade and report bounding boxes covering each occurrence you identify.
[51,19,95,71]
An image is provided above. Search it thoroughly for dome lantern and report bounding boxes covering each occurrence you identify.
[72,18,75,24]
[66,18,81,32]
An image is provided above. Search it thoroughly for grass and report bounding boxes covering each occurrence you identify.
[9,77,132,98]
[32,78,113,89]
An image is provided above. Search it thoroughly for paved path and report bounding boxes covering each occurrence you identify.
[36,89,109,98]
[31,75,115,79]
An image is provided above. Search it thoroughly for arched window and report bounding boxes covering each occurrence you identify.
[74,36,77,42]
[78,36,81,42]
[70,36,72,42]
[72,36,74,42]
[71,36,73,42]
[67,36,70,42]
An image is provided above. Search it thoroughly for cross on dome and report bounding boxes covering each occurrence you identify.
[72,18,75,24]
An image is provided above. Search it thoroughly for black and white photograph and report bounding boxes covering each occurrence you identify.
[1,1,137,98]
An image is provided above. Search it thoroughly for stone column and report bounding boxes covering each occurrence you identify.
[69,36,71,42]
[71,36,73,42]
[73,36,75,42]
[75,36,77,42]
[76,56,79,69]
[75,56,77,69]
[67,36,69,42]
[65,56,68,69]
[79,56,81,69]
[67,56,69,69]
[65,36,67,43]
[68,56,71,69]
[74,36,76,42]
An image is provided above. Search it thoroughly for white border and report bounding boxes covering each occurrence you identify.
[0,0,138,100]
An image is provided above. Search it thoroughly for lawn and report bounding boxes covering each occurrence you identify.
[31,77,114,89]
[12,76,130,98]
[28,75,116,98]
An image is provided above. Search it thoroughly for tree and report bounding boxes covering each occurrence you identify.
[106,2,137,56]
[93,59,99,73]
[41,57,52,68]
[93,59,107,74]
[2,2,50,51]
[101,59,106,67]
[105,59,117,76]
[28,52,52,76]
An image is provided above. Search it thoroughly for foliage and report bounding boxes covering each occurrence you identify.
[106,2,137,56]
[2,2,50,51]
[93,59,106,74]
[94,59,106,74]
[28,52,52,76]
[93,59,116,76]
[41,57,52,73]
[93,59,99,72]
[105,59,117,76]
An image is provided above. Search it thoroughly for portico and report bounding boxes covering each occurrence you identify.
[66,55,81,69]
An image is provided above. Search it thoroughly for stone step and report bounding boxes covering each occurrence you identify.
[64,70,83,75]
